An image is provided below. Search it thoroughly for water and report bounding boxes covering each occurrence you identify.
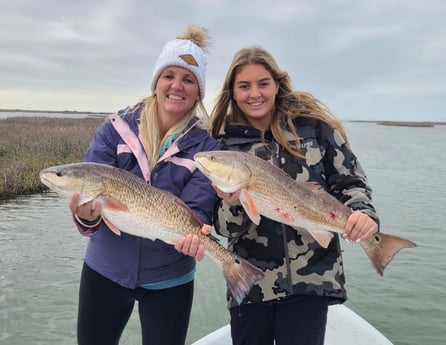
[1,121,445,345]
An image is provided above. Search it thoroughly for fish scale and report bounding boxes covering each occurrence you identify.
[194,150,417,276]
[39,162,264,304]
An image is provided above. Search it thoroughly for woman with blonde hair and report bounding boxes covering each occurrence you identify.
[68,26,220,345]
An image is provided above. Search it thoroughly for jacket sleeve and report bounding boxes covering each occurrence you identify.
[72,214,102,237]
[214,200,257,238]
[83,119,118,166]
[321,125,380,226]
[180,137,221,225]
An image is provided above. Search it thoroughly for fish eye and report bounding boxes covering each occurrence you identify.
[56,172,63,177]
[209,155,215,161]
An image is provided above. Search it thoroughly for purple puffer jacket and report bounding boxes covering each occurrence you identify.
[74,103,220,288]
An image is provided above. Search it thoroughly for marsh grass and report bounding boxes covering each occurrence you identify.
[0,116,105,200]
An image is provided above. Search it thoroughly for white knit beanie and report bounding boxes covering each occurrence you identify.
[150,38,207,99]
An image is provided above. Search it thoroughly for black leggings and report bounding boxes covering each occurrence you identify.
[230,294,328,345]
[77,263,194,345]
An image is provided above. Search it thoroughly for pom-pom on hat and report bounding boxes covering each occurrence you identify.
[150,33,207,99]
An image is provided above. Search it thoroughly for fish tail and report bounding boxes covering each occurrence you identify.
[222,256,264,304]
[361,232,417,276]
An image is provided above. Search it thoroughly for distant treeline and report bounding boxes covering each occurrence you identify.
[350,120,446,127]
[0,108,110,115]
[0,116,105,200]
[376,121,445,127]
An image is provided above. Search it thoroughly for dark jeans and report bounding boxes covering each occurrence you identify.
[230,294,328,345]
[77,263,194,345]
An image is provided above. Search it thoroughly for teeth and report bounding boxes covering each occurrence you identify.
[168,95,183,100]
[249,101,263,106]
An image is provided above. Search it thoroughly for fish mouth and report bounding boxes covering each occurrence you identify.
[39,172,56,190]
[194,160,210,176]
[39,175,66,195]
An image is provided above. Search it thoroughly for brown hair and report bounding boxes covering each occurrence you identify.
[210,46,347,158]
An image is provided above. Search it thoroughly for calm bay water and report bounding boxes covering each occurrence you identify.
[1,119,445,344]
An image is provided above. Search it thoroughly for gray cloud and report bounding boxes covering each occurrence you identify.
[1,0,445,121]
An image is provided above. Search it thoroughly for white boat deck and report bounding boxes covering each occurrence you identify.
[192,304,393,345]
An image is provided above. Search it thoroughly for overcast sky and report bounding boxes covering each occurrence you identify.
[1,0,445,121]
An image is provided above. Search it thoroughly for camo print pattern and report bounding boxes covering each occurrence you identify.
[215,118,379,307]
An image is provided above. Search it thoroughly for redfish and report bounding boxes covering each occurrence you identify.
[194,151,416,276]
[39,162,264,303]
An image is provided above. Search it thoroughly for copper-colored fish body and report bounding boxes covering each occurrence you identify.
[194,151,416,276]
[40,162,264,303]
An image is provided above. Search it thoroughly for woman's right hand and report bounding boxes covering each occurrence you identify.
[213,184,241,203]
[69,192,102,221]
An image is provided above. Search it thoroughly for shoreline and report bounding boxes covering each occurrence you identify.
[0,116,104,200]
[348,120,446,127]
[0,109,112,115]
[0,108,110,115]
[2,109,445,127]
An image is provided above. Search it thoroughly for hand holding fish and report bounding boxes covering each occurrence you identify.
[213,184,240,203]
[69,192,102,222]
[194,150,417,276]
[40,162,264,304]
[343,211,378,243]
[175,225,213,261]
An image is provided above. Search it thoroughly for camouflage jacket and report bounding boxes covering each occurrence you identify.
[215,118,379,307]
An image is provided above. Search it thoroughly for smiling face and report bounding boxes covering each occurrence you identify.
[155,66,200,130]
[233,63,279,131]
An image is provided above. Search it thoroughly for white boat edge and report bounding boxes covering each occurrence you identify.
[191,304,394,345]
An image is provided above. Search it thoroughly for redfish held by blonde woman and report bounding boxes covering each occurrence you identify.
[39,162,264,304]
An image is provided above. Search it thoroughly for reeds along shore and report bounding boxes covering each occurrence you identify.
[0,116,104,200]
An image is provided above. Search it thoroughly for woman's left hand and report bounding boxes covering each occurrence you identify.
[343,211,378,243]
[174,224,212,261]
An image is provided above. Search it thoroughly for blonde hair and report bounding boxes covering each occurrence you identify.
[140,26,210,169]
[210,46,347,158]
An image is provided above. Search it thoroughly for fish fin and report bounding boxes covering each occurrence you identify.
[301,182,352,213]
[306,228,334,248]
[361,232,416,276]
[101,195,129,212]
[99,196,128,236]
[222,255,264,305]
[102,215,121,236]
[239,188,261,225]
[301,181,324,192]
[298,181,351,213]
[208,234,221,242]
[77,196,96,206]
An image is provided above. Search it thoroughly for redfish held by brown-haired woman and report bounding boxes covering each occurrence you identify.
[194,150,416,276]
